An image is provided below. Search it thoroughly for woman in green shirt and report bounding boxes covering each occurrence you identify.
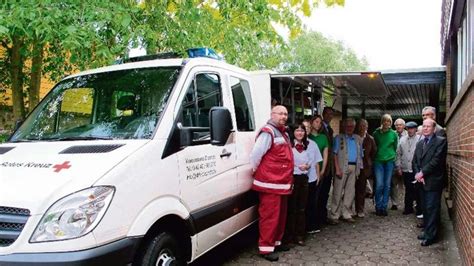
[306,115,329,232]
[373,114,398,216]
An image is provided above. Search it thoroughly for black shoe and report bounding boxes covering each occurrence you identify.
[391,205,398,210]
[403,209,414,215]
[421,239,434,246]
[261,252,279,261]
[382,210,388,216]
[275,244,290,252]
[375,210,381,216]
[417,234,425,240]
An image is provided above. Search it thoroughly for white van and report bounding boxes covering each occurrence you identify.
[0,51,272,265]
[0,49,384,265]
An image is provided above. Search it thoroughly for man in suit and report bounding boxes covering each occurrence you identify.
[412,118,447,246]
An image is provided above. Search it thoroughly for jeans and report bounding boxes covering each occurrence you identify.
[374,161,394,211]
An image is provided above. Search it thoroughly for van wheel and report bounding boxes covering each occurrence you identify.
[140,232,184,266]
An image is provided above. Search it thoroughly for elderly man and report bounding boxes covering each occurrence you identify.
[250,105,294,261]
[421,106,446,137]
[328,118,363,224]
[396,121,420,215]
[390,118,407,210]
[394,118,407,139]
[413,118,447,246]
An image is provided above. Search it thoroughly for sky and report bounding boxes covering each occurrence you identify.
[303,0,443,70]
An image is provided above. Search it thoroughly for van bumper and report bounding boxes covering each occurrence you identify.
[0,237,142,266]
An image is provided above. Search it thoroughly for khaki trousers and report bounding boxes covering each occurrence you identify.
[329,165,356,220]
[390,172,404,206]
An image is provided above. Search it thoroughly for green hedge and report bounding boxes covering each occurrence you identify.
[0,133,10,143]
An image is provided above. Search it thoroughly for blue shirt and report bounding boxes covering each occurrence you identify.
[333,134,360,163]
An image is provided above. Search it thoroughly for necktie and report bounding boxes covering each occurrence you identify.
[295,143,304,153]
[423,138,429,152]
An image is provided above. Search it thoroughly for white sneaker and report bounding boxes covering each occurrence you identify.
[357,212,365,218]
[417,214,423,219]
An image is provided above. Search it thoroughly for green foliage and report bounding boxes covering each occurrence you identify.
[0,0,345,123]
[0,132,9,143]
[135,0,340,70]
[0,0,141,120]
[281,31,369,73]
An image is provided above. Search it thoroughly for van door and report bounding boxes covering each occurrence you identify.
[228,75,260,229]
[174,69,237,250]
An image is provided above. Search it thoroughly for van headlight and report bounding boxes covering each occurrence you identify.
[30,186,115,243]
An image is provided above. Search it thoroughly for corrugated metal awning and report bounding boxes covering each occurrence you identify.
[270,67,446,121]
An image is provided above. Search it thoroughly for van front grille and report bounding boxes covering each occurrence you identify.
[0,206,30,247]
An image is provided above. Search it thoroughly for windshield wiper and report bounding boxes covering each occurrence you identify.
[43,136,113,141]
[9,139,33,143]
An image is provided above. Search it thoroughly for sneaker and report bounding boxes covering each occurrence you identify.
[357,212,365,218]
[261,252,279,262]
[391,205,398,210]
[417,214,423,219]
[327,219,339,225]
[307,229,321,234]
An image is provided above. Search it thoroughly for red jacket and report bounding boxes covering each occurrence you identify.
[252,123,294,195]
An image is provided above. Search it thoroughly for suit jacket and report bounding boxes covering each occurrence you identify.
[435,124,446,137]
[412,135,447,191]
[361,133,377,177]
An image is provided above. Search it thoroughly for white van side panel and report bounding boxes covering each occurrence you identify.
[93,141,181,243]
[192,206,257,261]
[250,71,272,129]
[126,196,190,236]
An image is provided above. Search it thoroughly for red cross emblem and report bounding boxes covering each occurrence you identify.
[53,161,71,173]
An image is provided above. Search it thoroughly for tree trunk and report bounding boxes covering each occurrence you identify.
[28,40,43,113]
[9,35,25,121]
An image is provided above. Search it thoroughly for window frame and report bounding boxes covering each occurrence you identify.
[177,71,224,146]
[229,76,255,132]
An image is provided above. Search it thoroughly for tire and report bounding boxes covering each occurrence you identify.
[139,232,185,266]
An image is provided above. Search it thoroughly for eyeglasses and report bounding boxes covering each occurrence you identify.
[272,112,288,116]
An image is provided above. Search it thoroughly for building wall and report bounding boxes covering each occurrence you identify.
[445,68,474,266]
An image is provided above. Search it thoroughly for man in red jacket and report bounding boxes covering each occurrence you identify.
[250,105,294,262]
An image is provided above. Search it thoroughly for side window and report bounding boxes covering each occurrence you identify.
[230,76,255,131]
[180,73,222,141]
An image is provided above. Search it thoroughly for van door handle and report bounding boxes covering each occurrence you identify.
[220,151,232,158]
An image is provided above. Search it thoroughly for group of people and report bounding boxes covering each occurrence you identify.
[250,105,447,262]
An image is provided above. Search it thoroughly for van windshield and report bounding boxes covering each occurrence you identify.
[10,67,181,141]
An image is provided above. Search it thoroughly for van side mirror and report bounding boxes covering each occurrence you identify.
[210,107,233,146]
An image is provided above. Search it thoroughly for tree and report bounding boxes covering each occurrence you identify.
[0,1,140,121]
[135,0,343,70]
[281,31,368,72]
[1,1,344,123]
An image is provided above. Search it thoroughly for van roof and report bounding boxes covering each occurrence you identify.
[65,57,247,80]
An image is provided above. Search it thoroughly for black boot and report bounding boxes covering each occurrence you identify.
[261,252,279,262]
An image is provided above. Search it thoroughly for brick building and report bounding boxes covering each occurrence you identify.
[441,0,474,265]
